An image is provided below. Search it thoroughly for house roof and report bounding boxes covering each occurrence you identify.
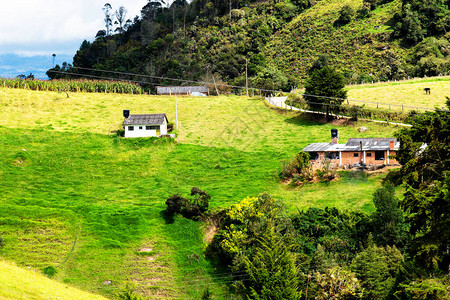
[345,138,399,151]
[303,138,399,152]
[123,114,168,125]
[156,86,208,95]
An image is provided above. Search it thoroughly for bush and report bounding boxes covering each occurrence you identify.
[335,5,355,26]
[280,151,312,183]
[167,122,174,132]
[165,187,210,220]
[42,265,57,278]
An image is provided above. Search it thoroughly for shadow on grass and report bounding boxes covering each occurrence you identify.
[283,113,331,126]
[160,209,175,224]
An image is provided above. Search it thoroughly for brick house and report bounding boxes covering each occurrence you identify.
[303,129,399,167]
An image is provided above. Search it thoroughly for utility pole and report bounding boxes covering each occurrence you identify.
[229,0,232,23]
[245,58,248,97]
[175,94,178,130]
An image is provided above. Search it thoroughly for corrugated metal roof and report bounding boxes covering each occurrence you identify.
[156,86,208,95]
[346,138,399,151]
[123,114,168,125]
[303,143,334,152]
[303,138,399,152]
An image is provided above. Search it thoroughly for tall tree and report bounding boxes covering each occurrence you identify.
[241,224,300,300]
[371,183,407,246]
[114,6,129,33]
[103,3,114,36]
[304,64,347,119]
[394,98,450,273]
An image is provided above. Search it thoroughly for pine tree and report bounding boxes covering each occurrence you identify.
[241,224,301,300]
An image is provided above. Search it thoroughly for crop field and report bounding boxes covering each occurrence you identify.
[0,87,400,298]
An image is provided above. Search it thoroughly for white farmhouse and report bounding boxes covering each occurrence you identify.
[123,113,168,138]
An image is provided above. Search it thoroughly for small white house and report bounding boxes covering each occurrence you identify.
[123,113,168,138]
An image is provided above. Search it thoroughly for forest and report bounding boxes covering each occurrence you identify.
[47,0,450,91]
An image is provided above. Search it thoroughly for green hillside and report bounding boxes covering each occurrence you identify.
[59,0,449,91]
[0,87,399,297]
[264,0,404,81]
[0,259,106,299]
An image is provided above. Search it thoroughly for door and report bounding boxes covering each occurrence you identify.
[156,126,160,136]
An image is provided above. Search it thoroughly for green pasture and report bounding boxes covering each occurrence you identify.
[0,88,398,298]
[0,259,107,299]
[347,76,450,111]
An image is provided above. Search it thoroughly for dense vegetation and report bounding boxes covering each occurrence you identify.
[203,100,450,298]
[53,0,449,91]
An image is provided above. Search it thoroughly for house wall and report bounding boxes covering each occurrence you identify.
[124,120,167,138]
[309,150,399,167]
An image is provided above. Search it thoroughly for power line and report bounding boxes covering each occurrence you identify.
[46,69,450,122]
[47,67,449,113]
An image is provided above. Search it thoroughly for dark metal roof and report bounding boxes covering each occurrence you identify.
[123,114,168,125]
[156,86,208,95]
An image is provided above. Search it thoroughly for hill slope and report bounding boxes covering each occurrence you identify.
[264,0,404,81]
[62,0,448,90]
[0,87,399,297]
[0,260,106,299]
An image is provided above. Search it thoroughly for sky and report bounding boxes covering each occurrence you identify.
[0,0,149,57]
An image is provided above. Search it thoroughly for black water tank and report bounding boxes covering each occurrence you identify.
[123,110,130,118]
[331,129,338,138]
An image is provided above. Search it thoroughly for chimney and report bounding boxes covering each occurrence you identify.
[331,129,339,144]
[390,140,395,150]
[123,110,130,119]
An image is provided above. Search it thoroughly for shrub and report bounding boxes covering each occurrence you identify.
[335,5,355,26]
[351,242,404,299]
[395,277,450,300]
[165,187,210,220]
[116,282,144,300]
[315,266,364,299]
[280,151,311,182]
[42,266,57,278]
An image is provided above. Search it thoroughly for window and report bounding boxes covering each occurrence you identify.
[128,126,134,131]
[325,152,339,160]
[146,126,151,130]
[375,151,385,161]
[353,153,359,157]
[139,126,143,130]
[309,152,319,160]
[366,153,372,157]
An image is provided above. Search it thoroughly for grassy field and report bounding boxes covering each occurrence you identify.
[0,87,399,298]
[0,259,107,299]
[347,76,450,111]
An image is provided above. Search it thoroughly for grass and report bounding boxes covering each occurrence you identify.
[347,76,450,111]
[0,259,107,299]
[0,87,400,298]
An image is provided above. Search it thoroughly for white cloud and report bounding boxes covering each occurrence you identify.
[0,0,148,55]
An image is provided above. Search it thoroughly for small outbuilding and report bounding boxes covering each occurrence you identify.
[303,129,400,168]
[156,86,208,96]
[123,111,168,138]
